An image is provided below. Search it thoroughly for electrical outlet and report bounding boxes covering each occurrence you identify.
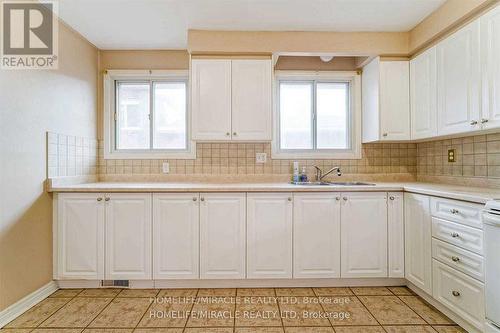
[162,162,170,173]
[448,149,456,163]
[256,153,267,163]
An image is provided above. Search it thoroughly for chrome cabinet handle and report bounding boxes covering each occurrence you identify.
[451,256,460,262]
[105,197,110,202]
[470,120,478,125]
[452,290,460,297]
[450,208,459,214]
[481,118,489,124]
[97,197,103,201]
[193,197,197,202]
[451,232,460,238]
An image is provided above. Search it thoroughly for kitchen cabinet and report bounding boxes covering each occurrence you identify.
[153,193,199,279]
[105,193,152,280]
[362,57,410,142]
[388,192,405,278]
[410,46,438,139]
[405,193,432,294]
[247,193,292,278]
[481,5,500,130]
[437,20,481,136]
[191,59,272,141]
[200,193,246,279]
[341,192,388,278]
[55,193,104,280]
[293,193,341,278]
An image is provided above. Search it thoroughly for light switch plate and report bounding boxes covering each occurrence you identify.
[256,153,267,163]
[162,162,170,173]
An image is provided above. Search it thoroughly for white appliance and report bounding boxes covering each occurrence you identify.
[483,200,500,333]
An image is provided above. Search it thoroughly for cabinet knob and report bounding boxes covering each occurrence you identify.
[233,132,237,136]
[97,197,103,201]
[451,256,460,262]
[343,197,348,201]
[288,197,292,202]
[226,132,230,136]
[470,120,478,125]
[452,290,461,297]
[200,197,205,201]
[450,208,459,214]
[481,118,489,124]
[336,197,341,201]
[193,197,197,201]
[382,133,388,137]
[105,197,110,202]
[389,196,395,201]
[451,232,460,238]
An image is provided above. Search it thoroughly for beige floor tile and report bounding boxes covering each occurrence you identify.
[333,327,385,333]
[50,289,83,298]
[320,296,377,326]
[383,326,437,333]
[278,297,330,326]
[186,298,235,327]
[432,326,467,333]
[275,288,315,296]
[197,288,236,297]
[117,289,160,298]
[89,298,151,328]
[313,287,353,296]
[5,298,71,328]
[285,327,333,332]
[78,289,121,298]
[237,288,276,296]
[133,329,183,333]
[31,330,83,333]
[350,287,393,296]
[40,297,112,328]
[0,330,33,333]
[83,330,133,333]
[235,299,281,327]
[358,296,426,325]
[236,328,284,333]
[157,289,198,297]
[399,296,453,325]
[137,297,193,328]
[184,329,233,333]
[388,287,415,296]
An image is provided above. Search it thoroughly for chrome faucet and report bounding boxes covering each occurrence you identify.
[312,165,342,182]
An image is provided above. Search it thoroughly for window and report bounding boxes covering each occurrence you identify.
[273,71,361,159]
[104,70,195,159]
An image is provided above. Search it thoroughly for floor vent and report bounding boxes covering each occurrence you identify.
[101,280,129,287]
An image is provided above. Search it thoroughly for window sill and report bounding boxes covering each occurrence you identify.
[103,145,196,160]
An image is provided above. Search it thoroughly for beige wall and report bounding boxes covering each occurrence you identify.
[0,22,98,311]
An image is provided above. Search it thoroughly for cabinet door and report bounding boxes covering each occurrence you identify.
[56,193,104,280]
[231,59,272,141]
[200,193,246,279]
[341,192,388,278]
[153,193,199,279]
[293,193,341,278]
[437,20,481,135]
[247,193,292,278]
[380,61,411,140]
[388,192,404,278]
[105,193,152,280]
[410,46,437,139]
[404,193,432,294]
[191,59,232,140]
[481,5,500,130]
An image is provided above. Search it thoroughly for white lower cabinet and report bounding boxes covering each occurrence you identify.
[200,193,246,279]
[388,192,405,278]
[153,193,199,279]
[105,193,152,280]
[404,193,433,294]
[247,193,292,278]
[293,193,341,278]
[341,192,388,278]
[55,193,105,280]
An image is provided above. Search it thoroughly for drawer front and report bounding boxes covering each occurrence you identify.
[431,197,483,229]
[432,238,484,281]
[432,218,483,255]
[432,260,485,330]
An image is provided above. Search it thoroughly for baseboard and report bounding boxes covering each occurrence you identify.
[0,281,58,328]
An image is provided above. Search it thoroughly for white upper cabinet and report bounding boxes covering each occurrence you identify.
[293,193,341,278]
[247,193,292,278]
[410,46,438,139]
[341,192,388,278]
[105,193,152,280]
[231,60,272,140]
[200,193,246,279]
[56,193,105,280]
[362,57,410,142]
[481,5,500,130]
[153,193,199,279]
[191,59,272,141]
[191,60,232,140]
[437,20,481,136]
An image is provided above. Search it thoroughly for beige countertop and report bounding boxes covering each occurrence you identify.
[47,180,500,204]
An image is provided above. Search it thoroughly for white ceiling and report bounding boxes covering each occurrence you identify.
[57,0,447,50]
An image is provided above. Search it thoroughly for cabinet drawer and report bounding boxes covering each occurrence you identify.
[432,260,485,330]
[432,218,483,255]
[431,197,483,229]
[432,238,484,281]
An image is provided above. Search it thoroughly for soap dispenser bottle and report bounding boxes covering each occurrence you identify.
[299,166,308,182]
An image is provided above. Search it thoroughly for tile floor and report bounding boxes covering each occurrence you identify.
[0,287,467,333]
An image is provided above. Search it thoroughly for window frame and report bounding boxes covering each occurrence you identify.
[103,70,195,159]
[272,71,361,159]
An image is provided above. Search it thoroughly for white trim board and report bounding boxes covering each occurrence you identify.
[0,281,58,328]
